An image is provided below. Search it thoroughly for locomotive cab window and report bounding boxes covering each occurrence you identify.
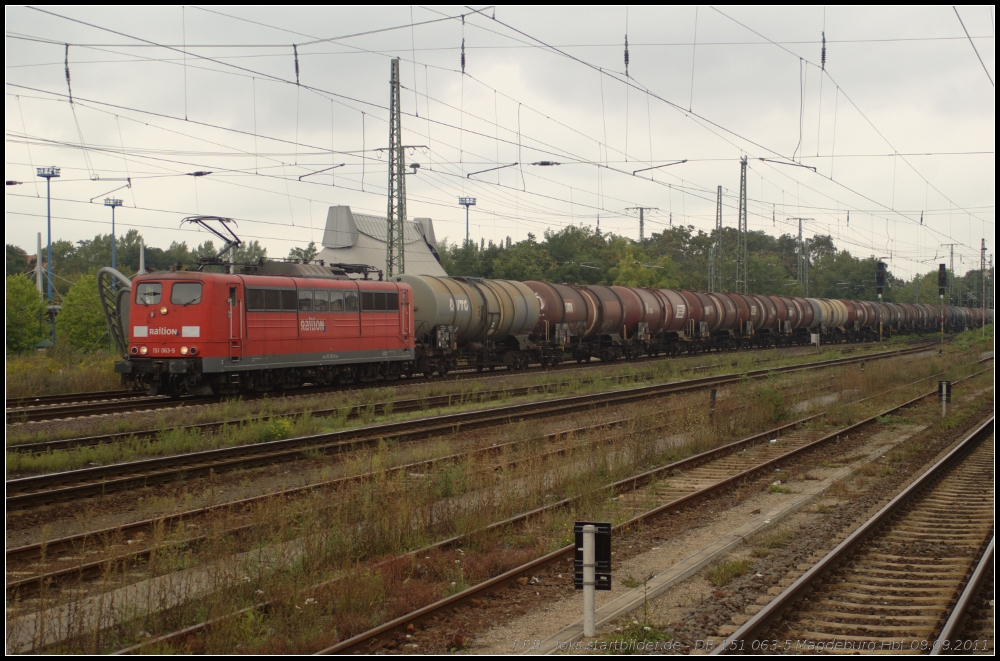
[360,291,397,311]
[264,289,282,311]
[263,289,298,311]
[171,282,203,305]
[135,282,162,305]
[246,288,265,311]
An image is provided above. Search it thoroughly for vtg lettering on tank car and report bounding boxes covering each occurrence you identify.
[111,264,990,395]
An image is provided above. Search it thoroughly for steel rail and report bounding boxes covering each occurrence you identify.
[4,338,909,423]
[930,536,995,655]
[4,343,934,510]
[6,389,141,408]
[7,363,846,456]
[109,362,990,655]
[5,371,695,455]
[710,415,995,655]
[8,369,881,592]
[12,399,782,597]
[315,368,989,654]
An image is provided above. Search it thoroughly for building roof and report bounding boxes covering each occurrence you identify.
[316,206,447,277]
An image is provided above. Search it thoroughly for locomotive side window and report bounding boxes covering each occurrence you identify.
[387,292,399,311]
[264,289,282,311]
[246,288,265,311]
[298,290,314,312]
[361,292,375,311]
[329,291,345,312]
[344,291,359,312]
[171,282,203,305]
[314,290,330,312]
[281,290,297,311]
[135,282,162,305]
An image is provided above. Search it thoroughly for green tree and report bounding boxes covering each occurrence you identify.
[607,243,679,288]
[490,239,557,281]
[6,244,30,277]
[287,241,317,262]
[56,274,108,351]
[6,275,46,353]
[235,240,267,264]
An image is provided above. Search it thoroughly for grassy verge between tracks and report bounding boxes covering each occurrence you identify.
[13,347,992,654]
[4,340,937,476]
[7,339,913,451]
[5,350,119,399]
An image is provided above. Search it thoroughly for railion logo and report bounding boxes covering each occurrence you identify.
[300,318,326,332]
[149,327,179,336]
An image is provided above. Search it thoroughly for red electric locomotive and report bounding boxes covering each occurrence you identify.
[116,263,415,395]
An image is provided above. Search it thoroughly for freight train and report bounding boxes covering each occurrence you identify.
[103,262,990,396]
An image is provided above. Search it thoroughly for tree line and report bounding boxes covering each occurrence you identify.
[5,225,990,355]
[439,225,990,307]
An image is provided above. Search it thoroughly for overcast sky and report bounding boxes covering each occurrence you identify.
[5,5,995,279]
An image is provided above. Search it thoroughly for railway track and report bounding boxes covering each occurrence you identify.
[711,416,994,655]
[313,370,992,655]
[4,342,936,510]
[3,339,915,424]
[6,362,848,457]
[95,359,988,654]
[5,389,143,408]
[3,365,887,598]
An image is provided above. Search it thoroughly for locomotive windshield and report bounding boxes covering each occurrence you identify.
[171,282,203,305]
[135,282,162,305]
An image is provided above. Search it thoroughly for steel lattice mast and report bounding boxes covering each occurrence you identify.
[710,185,722,292]
[736,157,748,294]
[386,58,406,277]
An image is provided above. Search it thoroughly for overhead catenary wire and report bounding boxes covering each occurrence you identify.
[8,8,991,266]
[953,5,995,86]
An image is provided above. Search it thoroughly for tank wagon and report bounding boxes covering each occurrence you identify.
[108,265,991,395]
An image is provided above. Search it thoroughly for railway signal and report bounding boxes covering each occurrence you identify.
[876,260,886,342]
[575,521,611,637]
[939,264,947,355]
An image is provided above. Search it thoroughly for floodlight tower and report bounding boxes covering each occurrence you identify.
[459,197,476,245]
[105,198,123,272]
[36,167,60,305]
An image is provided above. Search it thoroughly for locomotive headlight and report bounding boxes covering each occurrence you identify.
[139,346,148,355]
[180,346,189,355]
[130,346,139,355]
[160,306,168,315]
